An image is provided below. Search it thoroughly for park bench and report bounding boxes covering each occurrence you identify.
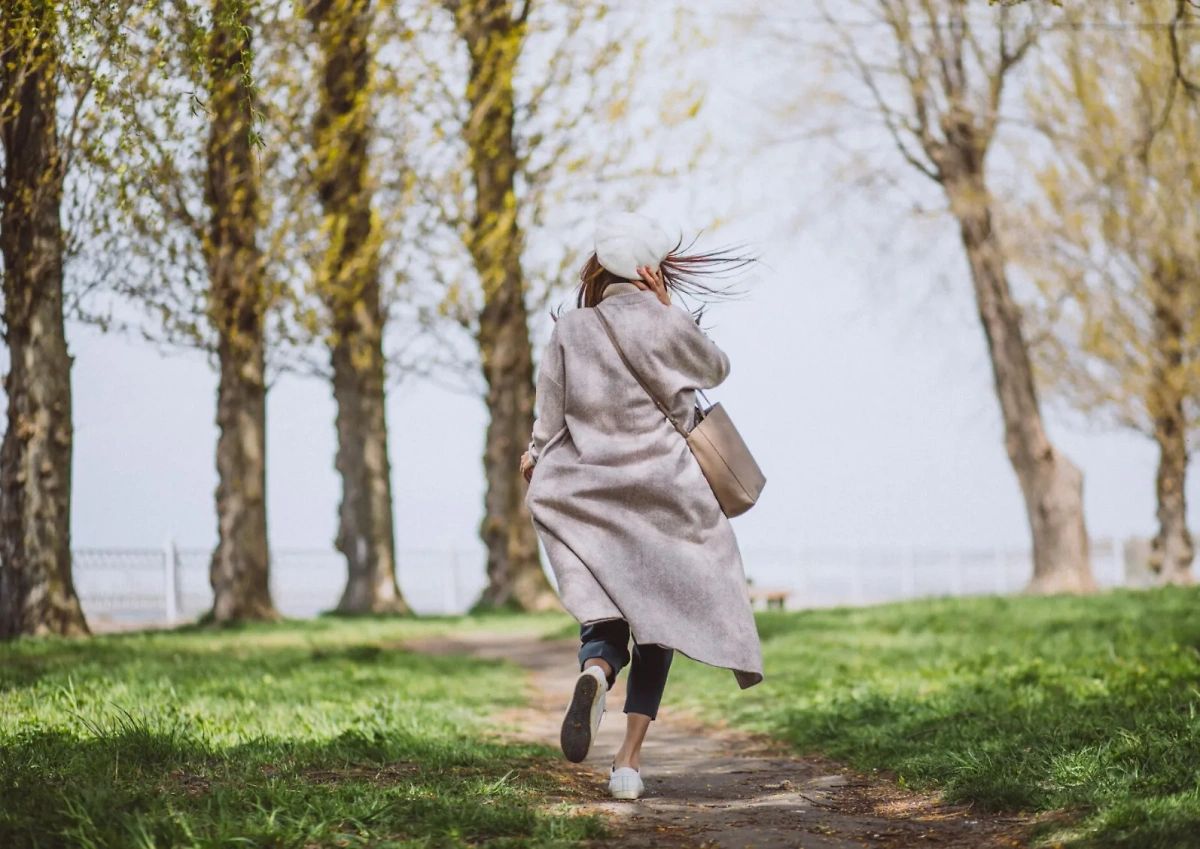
[747,588,791,611]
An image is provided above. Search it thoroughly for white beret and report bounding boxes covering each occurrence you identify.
[594,212,676,280]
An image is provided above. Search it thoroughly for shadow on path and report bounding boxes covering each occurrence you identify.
[409,633,1035,849]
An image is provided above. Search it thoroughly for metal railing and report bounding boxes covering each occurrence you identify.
[75,546,488,627]
[72,538,1144,627]
[740,538,1133,609]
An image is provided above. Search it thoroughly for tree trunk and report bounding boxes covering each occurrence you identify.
[0,2,89,638]
[308,0,409,615]
[943,167,1095,594]
[1151,409,1193,586]
[1147,268,1194,585]
[451,0,558,611]
[330,341,408,614]
[204,0,277,623]
[475,309,557,611]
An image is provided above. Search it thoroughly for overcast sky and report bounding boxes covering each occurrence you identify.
[63,224,1169,561]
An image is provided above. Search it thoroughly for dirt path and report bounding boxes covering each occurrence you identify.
[411,633,1033,849]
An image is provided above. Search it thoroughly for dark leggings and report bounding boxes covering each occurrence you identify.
[578,619,674,720]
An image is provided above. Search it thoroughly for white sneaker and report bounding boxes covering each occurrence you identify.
[560,666,606,763]
[609,765,644,800]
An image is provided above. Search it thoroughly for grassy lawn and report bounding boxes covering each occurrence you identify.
[665,588,1200,849]
[7,592,1197,848]
[0,614,598,849]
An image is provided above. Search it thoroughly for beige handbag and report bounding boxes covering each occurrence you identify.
[596,310,766,517]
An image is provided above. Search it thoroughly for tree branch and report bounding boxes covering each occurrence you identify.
[824,1,941,182]
[1170,0,1200,100]
[983,7,1037,147]
[515,0,533,27]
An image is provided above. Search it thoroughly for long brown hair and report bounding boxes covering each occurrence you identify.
[569,236,756,317]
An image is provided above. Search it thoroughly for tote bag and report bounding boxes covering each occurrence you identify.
[595,309,766,517]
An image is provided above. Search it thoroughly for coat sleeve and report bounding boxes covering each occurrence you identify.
[528,325,567,465]
[666,306,731,389]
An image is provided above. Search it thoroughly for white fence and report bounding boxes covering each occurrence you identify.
[74,546,489,627]
[73,538,1146,627]
[742,539,1133,609]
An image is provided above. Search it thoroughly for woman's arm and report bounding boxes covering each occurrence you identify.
[668,307,730,389]
[633,265,730,389]
[523,328,567,479]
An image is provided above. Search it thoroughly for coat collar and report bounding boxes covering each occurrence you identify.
[601,281,641,301]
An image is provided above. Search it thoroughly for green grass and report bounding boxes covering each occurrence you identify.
[9,592,1195,848]
[664,588,1200,848]
[0,614,598,849]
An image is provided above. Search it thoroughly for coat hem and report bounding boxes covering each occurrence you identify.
[577,614,764,689]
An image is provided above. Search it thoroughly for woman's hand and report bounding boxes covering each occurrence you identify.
[633,265,670,306]
[520,451,535,483]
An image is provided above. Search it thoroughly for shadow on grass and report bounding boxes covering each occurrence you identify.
[673,589,1200,849]
[0,619,604,849]
[765,673,1200,848]
[0,721,602,849]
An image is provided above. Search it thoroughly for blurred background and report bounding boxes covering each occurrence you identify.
[3,0,1196,631]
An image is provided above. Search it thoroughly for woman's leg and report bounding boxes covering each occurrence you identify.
[578,619,631,684]
[613,714,651,771]
[614,642,673,771]
[563,620,631,763]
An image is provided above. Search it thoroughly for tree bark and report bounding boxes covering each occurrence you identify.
[330,340,408,614]
[0,1,89,638]
[450,0,558,611]
[308,0,409,615]
[940,155,1095,594]
[204,0,278,623]
[1147,268,1194,585]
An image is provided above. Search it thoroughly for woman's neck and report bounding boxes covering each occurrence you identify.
[601,281,640,301]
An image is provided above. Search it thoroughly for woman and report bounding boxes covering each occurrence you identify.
[519,212,764,801]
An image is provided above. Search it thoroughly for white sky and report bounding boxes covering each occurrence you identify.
[8,2,1188,569]
[65,227,1169,559]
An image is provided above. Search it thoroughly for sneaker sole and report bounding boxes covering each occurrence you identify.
[610,787,642,800]
[560,674,600,763]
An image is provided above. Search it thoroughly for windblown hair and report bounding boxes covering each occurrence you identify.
[568,236,756,318]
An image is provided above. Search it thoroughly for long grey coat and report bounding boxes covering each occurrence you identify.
[526,282,763,688]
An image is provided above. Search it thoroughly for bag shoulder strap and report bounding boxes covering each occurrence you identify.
[595,307,690,439]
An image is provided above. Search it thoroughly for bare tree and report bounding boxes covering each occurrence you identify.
[437,0,555,610]
[0,0,89,637]
[305,0,410,614]
[204,0,278,622]
[1020,0,1200,585]
[819,0,1095,592]
[79,0,280,622]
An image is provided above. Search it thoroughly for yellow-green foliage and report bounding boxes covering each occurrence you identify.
[1019,1,1200,436]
